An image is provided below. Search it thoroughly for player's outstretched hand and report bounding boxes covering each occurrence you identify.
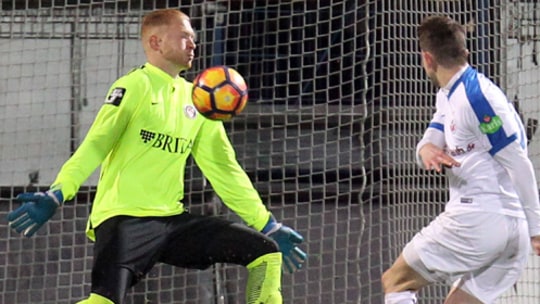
[419,142,460,172]
[7,190,63,237]
[262,215,307,273]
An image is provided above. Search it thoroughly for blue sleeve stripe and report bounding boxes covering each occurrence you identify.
[461,68,515,155]
[428,122,444,132]
[513,111,527,149]
[489,133,517,155]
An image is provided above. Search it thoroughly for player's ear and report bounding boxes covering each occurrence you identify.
[148,34,161,51]
[421,51,436,70]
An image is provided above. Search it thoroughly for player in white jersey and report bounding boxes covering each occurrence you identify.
[381,15,540,304]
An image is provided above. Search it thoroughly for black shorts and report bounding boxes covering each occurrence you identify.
[91,212,278,302]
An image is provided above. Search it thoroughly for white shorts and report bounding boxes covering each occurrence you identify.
[402,211,530,304]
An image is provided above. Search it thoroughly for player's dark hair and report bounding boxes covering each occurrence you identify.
[418,15,469,68]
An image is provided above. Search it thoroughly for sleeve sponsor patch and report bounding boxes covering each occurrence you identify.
[105,88,126,106]
[479,115,503,134]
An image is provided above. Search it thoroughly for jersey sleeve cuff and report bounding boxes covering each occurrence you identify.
[251,211,272,232]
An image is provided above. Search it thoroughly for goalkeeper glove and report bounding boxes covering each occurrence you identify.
[7,190,63,237]
[262,214,307,273]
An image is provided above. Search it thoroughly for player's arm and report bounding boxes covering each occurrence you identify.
[481,89,540,253]
[192,119,269,228]
[7,79,140,237]
[191,119,307,272]
[52,83,138,200]
[494,142,540,239]
[416,98,460,171]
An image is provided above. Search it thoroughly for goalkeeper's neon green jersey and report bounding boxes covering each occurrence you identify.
[51,63,270,240]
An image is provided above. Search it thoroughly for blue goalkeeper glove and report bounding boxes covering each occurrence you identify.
[262,215,307,273]
[7,190,63,237]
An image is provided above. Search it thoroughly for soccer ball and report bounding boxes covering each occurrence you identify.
[191,66,248,121]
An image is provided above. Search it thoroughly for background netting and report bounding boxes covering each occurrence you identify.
[0,0,539,303]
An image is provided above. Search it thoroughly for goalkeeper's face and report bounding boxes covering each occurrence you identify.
[160,17,197,71]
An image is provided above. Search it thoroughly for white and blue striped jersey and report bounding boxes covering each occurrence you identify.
[417,64,540,237]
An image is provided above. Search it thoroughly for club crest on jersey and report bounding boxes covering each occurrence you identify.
[105,88,126,106]
[184,105,197,119]
[479,115,502,134]
[450,120,456,132]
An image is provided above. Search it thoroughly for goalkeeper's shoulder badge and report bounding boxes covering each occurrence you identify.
[105,87,126,106]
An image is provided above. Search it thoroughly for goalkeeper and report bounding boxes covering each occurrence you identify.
[7,8,306,304]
